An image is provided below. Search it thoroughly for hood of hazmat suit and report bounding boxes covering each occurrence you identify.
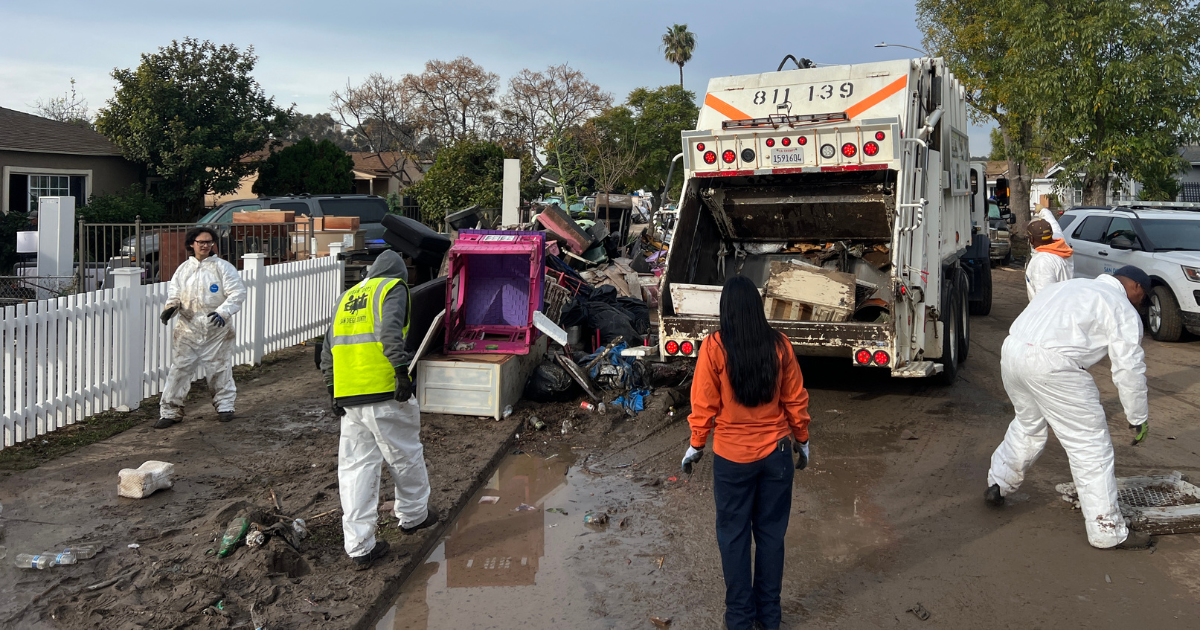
[320,249,414,388]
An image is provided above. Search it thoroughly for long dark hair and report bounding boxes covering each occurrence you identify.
[719,275,787,407]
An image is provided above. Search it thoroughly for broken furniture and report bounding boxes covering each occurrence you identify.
[417,336,548,420]
[445,230,545,355]
[763,260,856,322]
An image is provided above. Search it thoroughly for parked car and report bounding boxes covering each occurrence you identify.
[987,201,1012,266]
[1058,205,1200,341]
[198,194,391,248]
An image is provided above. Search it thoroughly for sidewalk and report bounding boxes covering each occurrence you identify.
[0,344,521,629]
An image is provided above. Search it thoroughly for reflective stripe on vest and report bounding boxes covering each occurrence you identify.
[330,277,410,398]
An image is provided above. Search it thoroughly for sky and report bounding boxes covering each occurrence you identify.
[0,0,994,155]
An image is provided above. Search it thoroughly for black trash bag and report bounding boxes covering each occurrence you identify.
[559,295,590,329]
[524,361,581,402]
[616,296,651,335]
[589,284,620,305]
[588,301,642,346]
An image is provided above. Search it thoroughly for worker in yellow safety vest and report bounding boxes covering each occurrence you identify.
[320,250,437,570]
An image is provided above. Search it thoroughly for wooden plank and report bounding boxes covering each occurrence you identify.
[600,266,632,297]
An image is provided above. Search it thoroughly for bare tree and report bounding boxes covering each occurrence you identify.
[35,78,92,127]
[500,64,613,185]
[576,120,643,236]
[404,56,501,145]
[330,73,424,187]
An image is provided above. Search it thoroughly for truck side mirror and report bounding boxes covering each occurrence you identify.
[995,177,1010,208]
[1109,236,1134,250]
[1005,214,1016,226]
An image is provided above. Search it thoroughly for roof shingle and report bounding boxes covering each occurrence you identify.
[0,107,124,156]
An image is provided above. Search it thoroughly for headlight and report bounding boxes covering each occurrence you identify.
[1184,265,1200,283]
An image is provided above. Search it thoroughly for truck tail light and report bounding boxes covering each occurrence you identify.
[765,138,775,147]
[841,143,857,158]
[696,143,706,151]
[665,340,679,355]
[875,131,886,141]
[781,137,791,147]
[703,151,717,165]
[797,136,808,145]
[873,350,890,366]
[722,150,736,163]
[855,349,871,365]
[680,341,694,355]
[863,141,879,157]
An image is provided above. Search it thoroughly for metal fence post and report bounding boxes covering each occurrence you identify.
[243,253,267,365]
[111,267,145,411]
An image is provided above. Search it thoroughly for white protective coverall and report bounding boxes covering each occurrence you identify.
[1025,248,1073,300]
[320,250,430,558]
[1035,207,1074,277]
[988,275,1148,548]
[160,254,247,419]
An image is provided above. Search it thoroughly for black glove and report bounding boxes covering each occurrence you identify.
[1130,421,1148,446]
[160,306,178,325]
[208,312,226,327]
[327,384,345,417]
[394,365,414,402]
[793,440,809,470]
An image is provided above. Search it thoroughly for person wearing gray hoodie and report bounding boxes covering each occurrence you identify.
[321,250,437,570]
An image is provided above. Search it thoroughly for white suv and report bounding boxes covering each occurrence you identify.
[1058,204,1200,342]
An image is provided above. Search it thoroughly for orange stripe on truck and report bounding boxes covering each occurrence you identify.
[844,75,908,120]
[704,93,750,121]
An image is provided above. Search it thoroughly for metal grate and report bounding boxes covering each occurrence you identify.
[1118,484,1200,509]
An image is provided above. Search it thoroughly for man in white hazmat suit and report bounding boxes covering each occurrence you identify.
[1025,219,1073,300]
[985,265,1153,549]
[1034,205,1074,277]
[156,227,247,429]
[320,250,437,570]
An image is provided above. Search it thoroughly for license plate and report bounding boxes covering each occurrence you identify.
[771,146,804,165]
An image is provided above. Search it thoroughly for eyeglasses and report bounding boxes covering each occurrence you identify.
[194,240,215,247]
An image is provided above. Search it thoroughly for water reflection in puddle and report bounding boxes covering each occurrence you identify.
[376,450,667,630]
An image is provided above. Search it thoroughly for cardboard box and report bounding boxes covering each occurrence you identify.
[321,216,359,231]
[313,229,365,254]
[232,210,295,224]
[762,261,855,322]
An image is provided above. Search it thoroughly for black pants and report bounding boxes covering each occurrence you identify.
[713,441,794,630]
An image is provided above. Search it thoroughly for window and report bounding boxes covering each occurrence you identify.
[1138,219,1200,252]
[1073,215,1111,242]
[988,203,1000,219]
[318,198,388,222]
[1057,213,1077,230]
[270,202,310,214]
[1102,217,1139,246]
[28,175,70,211]
[1072,187,1083,206]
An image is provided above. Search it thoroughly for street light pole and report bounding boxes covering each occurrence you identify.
[875,42,931,56]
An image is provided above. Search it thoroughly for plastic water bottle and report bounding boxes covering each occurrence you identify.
[48,550,77,565]
[63,545,98,560]
[15,553,52,569]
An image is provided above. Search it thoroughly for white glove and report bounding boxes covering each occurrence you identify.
[681,445,704,473]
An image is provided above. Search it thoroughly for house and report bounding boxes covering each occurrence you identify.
[204,148,426,208]
[0,107,142,214]
[984,159,1140,213]
[1174,145,1200,202]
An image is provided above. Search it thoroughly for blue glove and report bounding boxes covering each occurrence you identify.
[681,445,704,474]
[208,312,226,328]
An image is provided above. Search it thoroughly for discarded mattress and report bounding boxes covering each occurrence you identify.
[1056,471,1200,535]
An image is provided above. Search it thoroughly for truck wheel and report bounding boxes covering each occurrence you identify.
[958,269,970,363]
[936,284,960,385]
[1148,285,1184,342]
[969,264,993,316]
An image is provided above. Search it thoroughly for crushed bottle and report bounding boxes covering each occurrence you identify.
[218,517,250,557]
[47,550,77,566]
[62,545,98,559]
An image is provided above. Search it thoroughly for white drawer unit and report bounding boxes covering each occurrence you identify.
[416,336,547,420]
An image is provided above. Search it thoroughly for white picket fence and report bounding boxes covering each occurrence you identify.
[1,252,344,448]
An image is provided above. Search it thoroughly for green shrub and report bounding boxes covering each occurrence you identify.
[80,184,166,223]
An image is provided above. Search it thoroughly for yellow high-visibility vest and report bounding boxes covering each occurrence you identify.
[330,277,409,398]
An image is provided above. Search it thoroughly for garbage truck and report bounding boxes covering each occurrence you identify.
[657,57,992,382]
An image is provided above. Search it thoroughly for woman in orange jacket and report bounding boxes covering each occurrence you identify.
[682,275,811,630]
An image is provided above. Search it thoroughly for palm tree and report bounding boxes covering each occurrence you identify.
[661,24,696,88]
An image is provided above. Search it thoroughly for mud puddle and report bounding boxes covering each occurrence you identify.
[375,448,676,630]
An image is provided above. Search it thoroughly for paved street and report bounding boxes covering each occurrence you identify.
[381,267,1200,629]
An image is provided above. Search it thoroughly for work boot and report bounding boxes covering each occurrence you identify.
[1113,530,1152,549]
[351,540,390,571]
[218,411,235,423]
[401,509,440,535]
[154,417,179,429]
[984,484,1004,507]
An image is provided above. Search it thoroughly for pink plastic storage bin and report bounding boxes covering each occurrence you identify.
[445,231,545,355]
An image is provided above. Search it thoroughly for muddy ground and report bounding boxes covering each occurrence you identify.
[3,266,1199,629]
[375,267,1200,629]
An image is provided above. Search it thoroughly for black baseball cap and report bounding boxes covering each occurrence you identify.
[1113,265,1151,299]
